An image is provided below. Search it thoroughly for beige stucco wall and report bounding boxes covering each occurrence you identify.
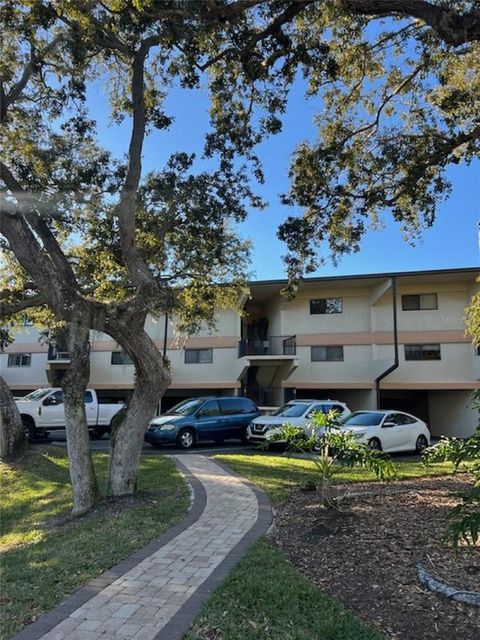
[282,289,371,335]
[375,343,475,384]
[373,283,472,332]
[0,352,49,389]
[428,390,477,438]
[288,345,374,384]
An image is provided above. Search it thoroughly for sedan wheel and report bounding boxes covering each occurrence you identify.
[177,428,195,450]
[367,437,382,451]
[415,434,428,454]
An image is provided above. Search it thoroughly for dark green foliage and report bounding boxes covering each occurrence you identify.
[423,391,480,545]
[264,411,396,506]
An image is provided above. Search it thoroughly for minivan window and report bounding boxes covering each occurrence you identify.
[198,400,220,417]
[343,412,384,426]
[219,398,252,415]
[272,403,308,418]
[169,399,204,416]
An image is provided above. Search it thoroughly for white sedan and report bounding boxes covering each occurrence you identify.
[339,410,430,453]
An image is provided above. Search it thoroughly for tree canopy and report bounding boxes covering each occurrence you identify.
[1,0,479,508]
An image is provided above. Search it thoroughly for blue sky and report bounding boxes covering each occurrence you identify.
[89,73,480,281]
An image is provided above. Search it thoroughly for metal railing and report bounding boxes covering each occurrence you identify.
[47,345,70,361]
[238,335,296,357]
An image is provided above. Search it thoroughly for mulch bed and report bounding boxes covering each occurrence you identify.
[274,475,480,640]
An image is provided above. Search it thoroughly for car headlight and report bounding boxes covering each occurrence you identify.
[160,423,177,431]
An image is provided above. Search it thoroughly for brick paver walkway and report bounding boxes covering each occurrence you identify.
[14,455,271,640]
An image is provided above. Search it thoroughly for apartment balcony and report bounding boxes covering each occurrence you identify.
[238,335,296,358]
[47,345,70,363]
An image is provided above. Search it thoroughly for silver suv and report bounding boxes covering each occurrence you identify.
[246,399,351,444]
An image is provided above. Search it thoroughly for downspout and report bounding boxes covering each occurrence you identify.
[157,312,169,417]
[162,311,169,360]
[375,276,399,409]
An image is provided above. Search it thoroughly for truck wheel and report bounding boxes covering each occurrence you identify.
[176,428,196,450]
[89,428,106,440]
[22,416,36,442]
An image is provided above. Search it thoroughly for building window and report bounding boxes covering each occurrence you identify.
[405,344,441,361]
[402,293,438,311]
[310,298,343,314]
[111,351,133,365]
[311,345,344,362]
[7,353,31,367]
[185,348,213,364]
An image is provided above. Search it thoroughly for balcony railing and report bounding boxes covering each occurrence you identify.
[238,335,296,357]
[47,345,70,362]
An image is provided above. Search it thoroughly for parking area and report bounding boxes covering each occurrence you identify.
[42,430,259,455]
[35,430,426,461]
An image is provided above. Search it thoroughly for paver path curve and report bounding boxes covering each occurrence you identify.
[12,455,272,640]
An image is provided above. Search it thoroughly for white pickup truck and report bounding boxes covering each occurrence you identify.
[16,388,124,441]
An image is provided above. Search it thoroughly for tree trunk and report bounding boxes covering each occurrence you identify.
[61,319,101,515]
[107,319,170,496]
[0,375,26,460]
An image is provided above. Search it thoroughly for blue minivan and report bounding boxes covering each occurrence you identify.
[144,397,260,449]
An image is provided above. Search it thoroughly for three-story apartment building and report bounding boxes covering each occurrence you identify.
[2,267,479,437]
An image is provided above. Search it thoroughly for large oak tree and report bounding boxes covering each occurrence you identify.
[1,1,478,513]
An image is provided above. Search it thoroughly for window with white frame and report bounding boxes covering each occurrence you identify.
[7,353,31,367]
[401,293,438,311]
[311,345,344,362]
[185,348,213,364]
[310,298,343,314]
[404,344,441,361]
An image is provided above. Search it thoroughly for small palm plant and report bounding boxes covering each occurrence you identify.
[265,410,396,507]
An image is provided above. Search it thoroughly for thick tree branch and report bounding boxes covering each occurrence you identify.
[337,0,480,46]
[0,295,46,318]
[115,42,159,291]
[0,163,79,290]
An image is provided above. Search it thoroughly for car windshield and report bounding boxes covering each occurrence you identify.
[272,403,309,418]
[342,412,384,426]
[21,389,51,401]
[168,399,204,416]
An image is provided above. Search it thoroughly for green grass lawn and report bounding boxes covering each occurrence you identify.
[184,452,459,640]
[215,452,458,504]
[185,539,382,640]
[0,446,189,640]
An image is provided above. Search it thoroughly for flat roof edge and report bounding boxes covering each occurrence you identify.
[248,266,479,287]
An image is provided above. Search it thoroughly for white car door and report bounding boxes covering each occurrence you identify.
[39,390,65,428]
[380,413,405,451]
[84,390,98,426]
[381,413,413,452]
[396,413,418,450]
